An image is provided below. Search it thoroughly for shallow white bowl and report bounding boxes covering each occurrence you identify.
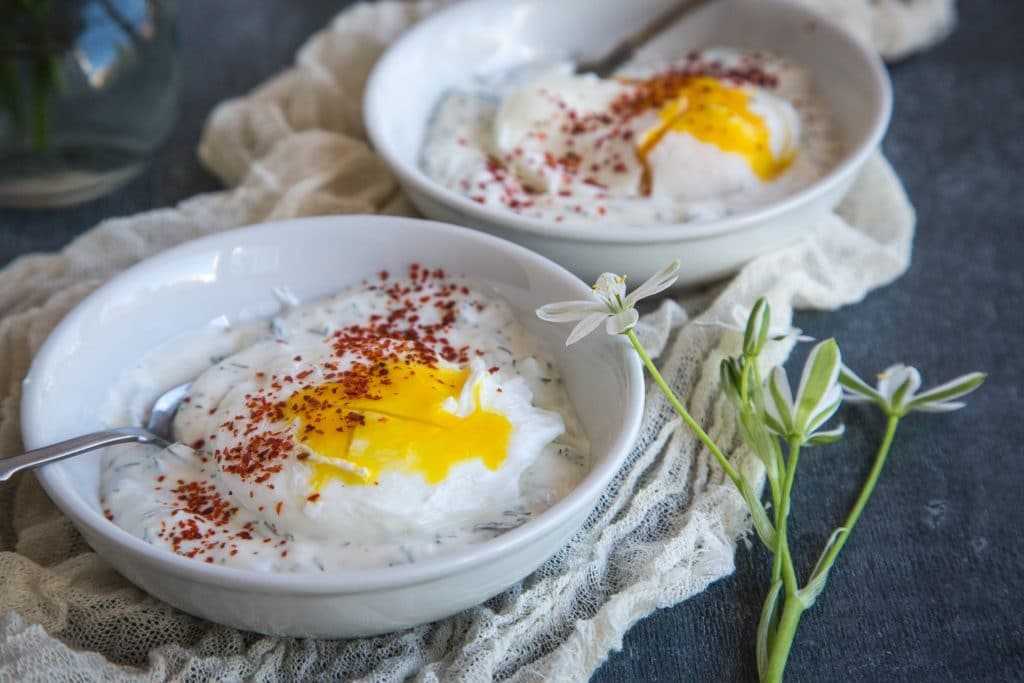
[364,0,892,286]
[21,215,644,638]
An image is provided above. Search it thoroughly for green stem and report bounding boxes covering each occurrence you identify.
[743,357,782,512]
[626,328,776,548]
[768,450,786,586]
[626,329,742,484]
[778,441,801,594]
[811,414,901,582]
[626,329,764,498]
[764,595,804,683]
[768,434,791,589]
[761,438,785,680]
[764,416,902,681]
[762,440,804,682]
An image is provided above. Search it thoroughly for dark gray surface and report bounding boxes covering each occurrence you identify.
[1,1,1021,681]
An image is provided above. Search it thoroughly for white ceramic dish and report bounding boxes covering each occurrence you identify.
[21,215,644,638]
[364,0,892,286]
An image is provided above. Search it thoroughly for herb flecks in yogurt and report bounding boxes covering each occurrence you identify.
[101,266,588,572]
[422,48,839,226]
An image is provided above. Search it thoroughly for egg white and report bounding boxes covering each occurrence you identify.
[492,68,801,205]
[173,284,567,546]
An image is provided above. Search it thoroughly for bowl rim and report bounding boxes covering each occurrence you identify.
[363,0,893,244]
[22,215,645,595]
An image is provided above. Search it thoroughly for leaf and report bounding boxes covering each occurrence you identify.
[761,411,786,437]
[889,375,915,411]
[798,570,830,609]
[745,491,776,549]
[804,392,841,435]
[625,260,681,306]
[564,313,606,345]
[757,301,772,355]
[810,527,847,578]
[720,358,742,404]
[757,580,784,681]
[739,405,780,482]
[536,300,606,322]
[806,424,845,446]
[913,401,967,413]
[839,365,883,403]
[798,527,848,608]
[876,365,921,406]
[743,298,768,356]
[766,367,795,436]
[793,339,841,432]
[906,372,986,410]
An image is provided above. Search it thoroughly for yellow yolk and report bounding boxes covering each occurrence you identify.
[636,76,793,194]
[284,363,512,489]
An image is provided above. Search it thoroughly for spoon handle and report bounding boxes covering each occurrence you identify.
[0,427,167,482]
[576,0,715,78]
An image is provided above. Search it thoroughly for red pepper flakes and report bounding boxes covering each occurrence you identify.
[160,265,490,563]
[153,480,241,560]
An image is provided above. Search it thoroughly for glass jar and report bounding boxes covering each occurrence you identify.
[0,0,179,207]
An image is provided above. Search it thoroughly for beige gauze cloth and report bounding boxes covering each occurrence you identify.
[0,1,954,680]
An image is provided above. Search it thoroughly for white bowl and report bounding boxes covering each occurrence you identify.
[364,0,892,286]
[21,215,644,638]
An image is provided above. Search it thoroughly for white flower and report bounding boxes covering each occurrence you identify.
[536,261,680,345]
[697,303,813,343]
[841,364,986,416]
[762,339,845,446]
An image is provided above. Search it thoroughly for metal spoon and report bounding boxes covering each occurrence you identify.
[575,0,714,78]
[0,382,191,482]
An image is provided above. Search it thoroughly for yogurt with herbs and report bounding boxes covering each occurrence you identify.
[101,265,588,572]
[421,48,840,226]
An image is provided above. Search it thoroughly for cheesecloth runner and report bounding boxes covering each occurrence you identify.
[0,1,952,680]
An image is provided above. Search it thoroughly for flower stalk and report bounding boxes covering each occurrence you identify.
[537,263,985,681]
[626,328,776,548]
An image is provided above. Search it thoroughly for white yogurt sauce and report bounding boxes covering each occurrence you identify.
[421,48,841,227]
[100,267,589,572]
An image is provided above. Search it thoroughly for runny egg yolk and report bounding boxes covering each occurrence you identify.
[636,76,794,194]
[284,363,512,489]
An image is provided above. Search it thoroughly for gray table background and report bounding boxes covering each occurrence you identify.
[1,1,1021,680]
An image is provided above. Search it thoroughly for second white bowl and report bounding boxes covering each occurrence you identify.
[364,0,892,285]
